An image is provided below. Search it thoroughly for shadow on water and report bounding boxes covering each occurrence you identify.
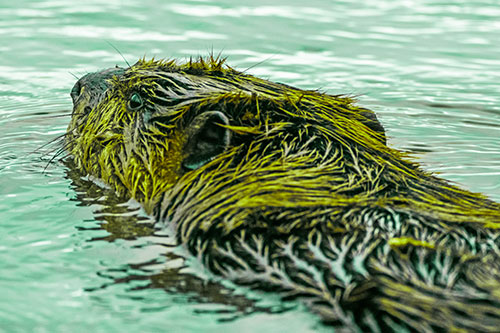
[378,99,500,120]
[368,99,500,155]
[422,101,500,117]
[62,159,298,323]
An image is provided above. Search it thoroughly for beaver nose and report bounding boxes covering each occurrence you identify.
[70,67,126,105]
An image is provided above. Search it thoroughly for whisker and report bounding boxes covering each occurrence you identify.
[41,142,67,159]
[39,113,73,119]
[43,146,70,172]
[241,54,276,74]
[106,41,131,68]
[69,72,80,80]
[31,132,68,155]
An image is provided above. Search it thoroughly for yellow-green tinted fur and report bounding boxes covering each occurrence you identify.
[67,56,500,331]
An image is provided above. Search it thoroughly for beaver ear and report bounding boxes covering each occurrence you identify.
[182,111,231,171]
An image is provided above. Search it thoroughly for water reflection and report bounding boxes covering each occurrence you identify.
[0,0,498,329]
[63,159,297,323]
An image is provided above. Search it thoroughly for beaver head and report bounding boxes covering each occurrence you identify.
[67,57,390,213]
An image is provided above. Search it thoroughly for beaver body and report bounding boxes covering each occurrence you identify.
[67,56,500,331]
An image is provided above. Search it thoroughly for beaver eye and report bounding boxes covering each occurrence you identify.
[128,93,143,110]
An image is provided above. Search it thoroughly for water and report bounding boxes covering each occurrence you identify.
[1,0,499,331]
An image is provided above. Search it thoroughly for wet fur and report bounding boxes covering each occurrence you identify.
[67,56,500,331]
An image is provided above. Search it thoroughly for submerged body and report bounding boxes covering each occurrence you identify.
[67,56,500,331]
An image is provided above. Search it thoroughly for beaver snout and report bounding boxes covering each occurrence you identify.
[70,67,125,106]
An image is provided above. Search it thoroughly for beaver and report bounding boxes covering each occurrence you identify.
[66,55,500,332]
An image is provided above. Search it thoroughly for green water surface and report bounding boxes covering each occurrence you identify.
[1,0,499,332]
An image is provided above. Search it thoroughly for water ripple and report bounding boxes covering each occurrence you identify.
[1,0,500,331]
